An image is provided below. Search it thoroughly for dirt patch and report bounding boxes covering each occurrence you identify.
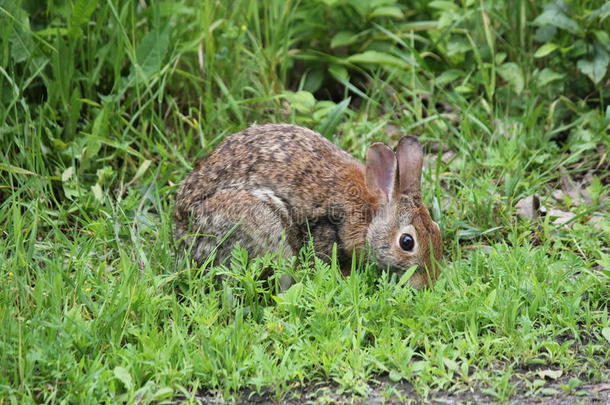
[192,375,610,404]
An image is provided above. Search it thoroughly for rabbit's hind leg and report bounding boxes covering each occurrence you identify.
[180,189,295,268]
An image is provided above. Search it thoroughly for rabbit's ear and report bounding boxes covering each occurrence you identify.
[366,143,397,203]
[396,135,423,195]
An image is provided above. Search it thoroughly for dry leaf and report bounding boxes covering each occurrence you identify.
[557,168,593,206]
[548,209,577,225]
[424,155,436,170]
[560,170,580,199]
[442,150,456,163]
[516,195,541,220]
[551,189,567,203]
[589,382,610,393]
[588,215,605,230]
[551,188,591,207]
[536,369,563,380]
[429,142,443,153]
[581,170,594,186]
[384,124,401,138]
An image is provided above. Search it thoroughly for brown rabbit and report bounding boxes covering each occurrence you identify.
[174,124,442,288]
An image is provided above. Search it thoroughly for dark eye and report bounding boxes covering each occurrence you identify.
[399,233,415,251]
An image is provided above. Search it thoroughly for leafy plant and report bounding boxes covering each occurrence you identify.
[289,0,425,96]
[532,1,610,96]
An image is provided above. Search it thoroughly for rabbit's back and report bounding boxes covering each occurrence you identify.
[176,124,363,215]
[174,124,373,266]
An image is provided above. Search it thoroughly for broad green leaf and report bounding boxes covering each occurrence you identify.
[152,387,174,400]
[349,0,373,17]
[534,25,557,42]
[82,136,103,172]
[159,2,194,16]
[130,160,152,184]
[443,358,459,371]
[399,21,438,31]
[317,97,351,139]
[62,166,75,182]
[35,27,69,36]
[277,282,303,307]
[69,0,99,38]
[3,1,33,62]
[484,288,497,308]
[92,104,109,138]
[113,366,133,390]
[312,100,339,122]
[133,23,171,83]
[91,183,103,203]
[534,43,559,58]
[455,84,473,94]
[593,30,610,48]
[602,327,610,343]
[495,52,507,65]
[303,68,325,93]
[283,90,316,113]
[389,370,404,382]
[347,50,409,68]
[577,45,609,84]
[498,62,524,94]
[328,64,349,81]
[429,1,459,10]
[533,8,581,34]
[96,166,114,185]
[590,2,610,20]
[370,6,403,19]
[331,31,358,48]
[435,69,464,86]
[537,68,565,87]
[446,38,471,57]
[411,360,427,373]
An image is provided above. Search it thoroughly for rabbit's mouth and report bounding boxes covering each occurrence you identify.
[389,264,429,289]
[407,269,428,289]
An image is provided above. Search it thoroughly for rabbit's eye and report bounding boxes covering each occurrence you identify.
[399,233,415,251]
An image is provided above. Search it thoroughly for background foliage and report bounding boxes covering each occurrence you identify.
[1,0,608,403]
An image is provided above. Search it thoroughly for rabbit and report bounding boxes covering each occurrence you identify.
[174,123,443,288]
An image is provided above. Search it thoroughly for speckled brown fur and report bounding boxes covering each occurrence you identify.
[174,124,443,287]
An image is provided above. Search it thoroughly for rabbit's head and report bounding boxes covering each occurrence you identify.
[365,136,442,288]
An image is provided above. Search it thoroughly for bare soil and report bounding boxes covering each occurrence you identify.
[193,375,610,404]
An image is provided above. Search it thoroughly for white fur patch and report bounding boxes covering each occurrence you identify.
[251,188,289,217]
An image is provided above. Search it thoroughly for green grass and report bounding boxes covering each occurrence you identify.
[1,0,609,403]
